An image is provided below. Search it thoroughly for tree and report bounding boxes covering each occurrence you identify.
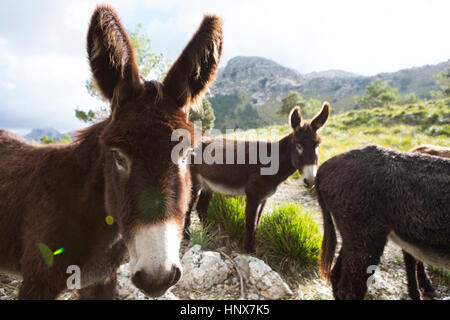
[278,92,305,115]
[434,69,450,97]
[302,98,322,119]
[355,80,398,108]
[40,134,72,145]
[40,135,55,145]
[397,93,418,105]
[188,98,216,130]
[75,24,171,124]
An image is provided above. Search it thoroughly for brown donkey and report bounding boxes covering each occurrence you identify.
[185,103,330,252]
[316,144,450,300]
[402,145,450,299]
[0,5,223,299]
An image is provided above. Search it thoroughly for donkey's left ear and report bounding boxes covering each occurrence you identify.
[311,102,330,131]
[87,5,142,107]
[289,106,303,130]
[163,15,223,109]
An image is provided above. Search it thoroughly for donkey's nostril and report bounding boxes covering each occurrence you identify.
[169,265,182,287]
[304,178,314,188]
[131,270,145,288]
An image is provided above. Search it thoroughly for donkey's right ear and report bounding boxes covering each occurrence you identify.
[87,5,142,107]
[163,15,223,109]
[289,106,303,129]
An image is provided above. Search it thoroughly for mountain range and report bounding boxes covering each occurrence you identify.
[24,56,449,139]
[207,56,449,129]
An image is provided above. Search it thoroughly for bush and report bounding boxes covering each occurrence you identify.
[428,265,450,286]
[187,222,217,250]
[257,204,322,276]
[206,194,322,277]
[207,194,246,243]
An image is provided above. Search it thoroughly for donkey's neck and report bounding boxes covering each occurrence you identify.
[271,133,296,183]
[70,121,108,212]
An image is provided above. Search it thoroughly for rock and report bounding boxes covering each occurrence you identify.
[178,245,232,291]
[234,254,293,300]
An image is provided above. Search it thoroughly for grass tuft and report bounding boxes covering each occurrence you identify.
[428,265,450,286]
[257,204,322,277]
[187,222,217,250]
[206,194,247,244]
[206,194,322,278]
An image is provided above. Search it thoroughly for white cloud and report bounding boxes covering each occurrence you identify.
[0,0,449,133]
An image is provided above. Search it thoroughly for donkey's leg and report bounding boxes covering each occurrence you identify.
[78,272,118,300]
[403,250,421,300]
[19,276,65,300]
[244,195,261,253]
[255,200,267,226]
[184,182,201,240]
[417,261,437,298]
[335,237,387,300]
[330,250,343,298]
[196,189,213,225]
[403,250,437,299]
[18,244,66,300]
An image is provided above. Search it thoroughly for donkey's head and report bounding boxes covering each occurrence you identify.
[87,5,222,297]
[288,102,330,188]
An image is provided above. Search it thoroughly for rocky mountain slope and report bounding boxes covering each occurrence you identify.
[208,56,449,126]
[25,128,66,142]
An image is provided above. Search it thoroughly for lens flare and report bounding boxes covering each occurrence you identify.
[53,248,65,256]
[38,243,65,268]
[105,215,114,226]
[38,243,54,268]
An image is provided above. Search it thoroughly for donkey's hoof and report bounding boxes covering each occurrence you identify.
[423,290,439,299]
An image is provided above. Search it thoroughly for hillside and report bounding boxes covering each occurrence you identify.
[25,128,66,142]
[208,56,449,130]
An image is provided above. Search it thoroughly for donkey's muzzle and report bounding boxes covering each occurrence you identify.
[132,265,182,297]
[303,178,315,188]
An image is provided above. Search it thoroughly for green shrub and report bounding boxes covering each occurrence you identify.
[206,194,246,243]
[257,204,321,276]
[207,194,322,278]
[188,222,217,250]
[428,266,450,286]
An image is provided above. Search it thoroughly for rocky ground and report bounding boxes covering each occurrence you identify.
[1,178,449,300]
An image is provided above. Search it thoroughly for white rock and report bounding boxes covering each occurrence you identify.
[234,254,293,299]
[178,245,232,291]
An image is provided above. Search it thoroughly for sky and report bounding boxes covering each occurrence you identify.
[0,0,449,134]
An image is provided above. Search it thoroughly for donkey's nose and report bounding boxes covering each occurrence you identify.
[132,265,182,297]
[303,178,314,188]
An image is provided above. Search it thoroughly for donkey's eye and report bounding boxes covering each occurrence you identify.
[296,144,303,155]
[111,150,129,172]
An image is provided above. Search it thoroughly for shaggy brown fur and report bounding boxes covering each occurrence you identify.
[402,145,450,299]
[0,5,223,299]
[185,103,330,252]
[317,144,449,299]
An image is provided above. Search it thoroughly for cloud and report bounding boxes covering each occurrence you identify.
[0,0,449,133]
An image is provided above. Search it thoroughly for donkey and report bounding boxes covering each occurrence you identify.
[402,145,450,299]
[184,103,330,252]
[316,144,450,300]
[0,5,223,299]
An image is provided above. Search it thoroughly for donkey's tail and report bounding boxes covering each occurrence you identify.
[316,186,337,283]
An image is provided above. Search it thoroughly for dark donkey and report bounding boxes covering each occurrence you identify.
[0,5,223,299]
[316,144,450,300]
[185,103,330,252]
[402,145,450,299]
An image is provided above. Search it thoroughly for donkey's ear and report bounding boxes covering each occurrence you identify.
[311,102,330,131]
[87,5,142,106]
[163,15,223,109]
[289,106,303,130]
